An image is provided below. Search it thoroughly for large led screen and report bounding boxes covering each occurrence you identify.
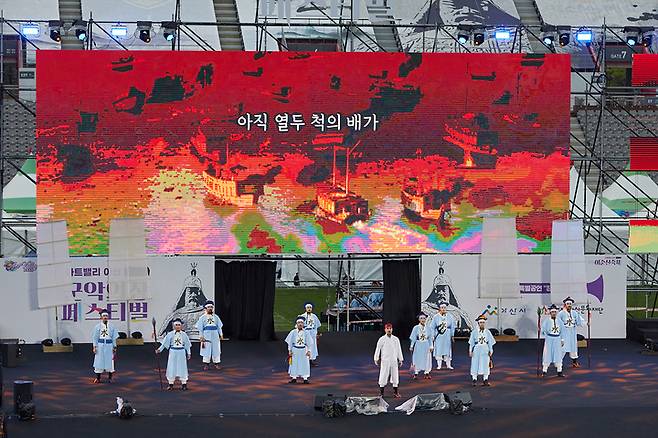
[37,52,570,254]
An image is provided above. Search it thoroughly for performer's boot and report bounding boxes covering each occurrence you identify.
[303,378,310,384]
[557,371,565,378]
[288,377,297,384]
[203,363,209,371]
[424,373,431,380]
[108,372,113,383]
[182,384,188,391]
[472,378,477,387]
[167,384,174,391]
[393,387,400,398]
[379,386,385,397]
[572,358,580,368]
[93,373,101,384]
[412,373,418,381]
[483,379,490,386]
[214,363,221,370]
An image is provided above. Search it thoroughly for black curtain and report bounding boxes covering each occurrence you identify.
[215,260,277,341]
[383,259,421,339]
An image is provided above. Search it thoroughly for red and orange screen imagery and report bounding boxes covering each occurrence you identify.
[36,51,570,255]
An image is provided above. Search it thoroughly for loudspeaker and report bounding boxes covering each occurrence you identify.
[14,380,33,414]
[0,343,18,368]
[314,393,346,411]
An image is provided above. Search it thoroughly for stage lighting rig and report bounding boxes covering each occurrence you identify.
[20,22,40,38]
[575,27,593,44]
[540,24,557,47]
[640,27,655,47]
[473,28,486,46]
[162,21,177,42]
[558,26,571,46]
[137,21,153,43]
[494,28,511,40]
[48,20,63,42]
[71,19,88,41]
[624,26,640,46]
[111,24,128,38]
[456,25,470,44]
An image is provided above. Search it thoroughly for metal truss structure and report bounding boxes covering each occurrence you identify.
[1,11,656,320]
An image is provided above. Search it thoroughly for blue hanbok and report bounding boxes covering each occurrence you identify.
[468,329,495,377]
[299,312,321,360]
[430,313,456,358]
[542,316,566,366]
[409,323,433,373]
[558,309,584,354]
[157,330,191,384]
[195,313,223,363]
[92,322,118,372]
[285,328,312,379]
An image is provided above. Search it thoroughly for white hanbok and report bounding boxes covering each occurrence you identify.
[409,324,432,374]
[195,313,223,363]
[468,328,495,379]
[92,322,118,373]
[558,309,584,358]
[374,334,404,387]
[299,312,321,360]
[285,328,312,379]
[542,316,566,371]
[157,330,192,384]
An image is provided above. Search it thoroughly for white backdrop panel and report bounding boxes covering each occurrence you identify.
[422,254,626,338]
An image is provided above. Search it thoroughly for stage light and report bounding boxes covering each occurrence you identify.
[575,28,593,44]
[640,27,655,47]
[48,20,62,42]
[111,24,128,38]
[541,24,557,47]
[71,20,88,41]
[624,26,640,46]
[494,29,511,40]
[558,27,571,46]
[473,29,485,46]
[137,21,152,43]
[20,23,40,38]
[162,21,177,42]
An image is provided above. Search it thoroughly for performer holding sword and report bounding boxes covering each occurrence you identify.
[195,300,224,370]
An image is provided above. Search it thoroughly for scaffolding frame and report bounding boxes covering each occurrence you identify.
[1,13,657,321]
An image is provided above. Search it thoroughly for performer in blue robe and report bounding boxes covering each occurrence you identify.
[558,296,585,368]
[409,313,433,379]
[195,300,224,370]
[156,318,192,390]
[298,302,321,364]
[542,304,566,377]
[430,301,456,370]
[92,309,119,383]
[468,315,495,386]
[285,317,312,383]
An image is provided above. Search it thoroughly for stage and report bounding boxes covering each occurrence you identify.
[3,333,658,437]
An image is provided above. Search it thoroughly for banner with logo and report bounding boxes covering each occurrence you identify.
[421,254,626,338]
[0,256,214,343]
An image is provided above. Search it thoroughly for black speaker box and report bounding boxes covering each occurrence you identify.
[0,344,18,368]
[14,380,33,414]
[314,393,346,411]
[445,391,472,406]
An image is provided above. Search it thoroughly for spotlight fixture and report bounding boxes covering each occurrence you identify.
[640,27,655,47]
[540,24,557,46]
[111,24,128,38]
[71,19,88,41]
[494,28,511,40]
[558,26,571,46]
[624,26,640,46]
[137,21,152,43]
[48,20,63,42]
[20,22,40,38]
[473,29,486,46]
[575,27,593,44]
[456,24,470,44]
[162,21,177,42]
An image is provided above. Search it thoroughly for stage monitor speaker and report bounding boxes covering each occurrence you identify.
[314,393,346,411]
[445,391,472,406]
[13,380,33,414]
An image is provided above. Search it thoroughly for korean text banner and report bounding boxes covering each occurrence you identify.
[37,51,570,254]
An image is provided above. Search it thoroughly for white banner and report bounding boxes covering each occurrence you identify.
[421,254,626,338]
[0,256,214,343]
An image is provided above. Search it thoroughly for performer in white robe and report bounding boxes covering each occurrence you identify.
[195,300,224,370]
[542,304,566,377]
[409,313,433,379]
[298,302,321,364]
[374,323,404,398]
[468,315,495,386]
[156,318,192,390]
[92,309,119,383]
[558,296,585,368]
[430,301,456,370]
[285,317,312,383]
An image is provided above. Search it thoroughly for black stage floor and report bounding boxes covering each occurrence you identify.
[2,333,658,437]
